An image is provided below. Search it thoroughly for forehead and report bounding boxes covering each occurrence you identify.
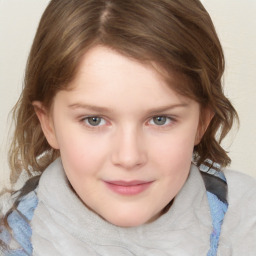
[51,45,200,121]
[65,46,188,103]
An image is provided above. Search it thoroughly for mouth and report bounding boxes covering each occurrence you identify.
[104,180,153,195]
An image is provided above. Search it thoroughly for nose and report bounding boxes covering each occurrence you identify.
[111,126,147,170]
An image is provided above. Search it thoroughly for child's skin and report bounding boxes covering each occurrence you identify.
[33,46,212,227]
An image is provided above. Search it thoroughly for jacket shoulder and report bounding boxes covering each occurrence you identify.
[224,169,256,201]
[219,170,256,255]
[0,178,39,255]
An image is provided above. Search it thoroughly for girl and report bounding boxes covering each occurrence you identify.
[1,0,256,255]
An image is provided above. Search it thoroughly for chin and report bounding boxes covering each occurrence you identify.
[104,211,156,227]
[111,219,147,228]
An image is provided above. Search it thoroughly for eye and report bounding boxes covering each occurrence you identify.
[149,116,172,126]
[83,116,106,126]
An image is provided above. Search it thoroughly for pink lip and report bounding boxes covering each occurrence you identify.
[104,180,153,195]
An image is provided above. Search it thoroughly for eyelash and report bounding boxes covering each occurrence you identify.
[80,115,176,129]
[147,116,175,127]
[80,116,108,128]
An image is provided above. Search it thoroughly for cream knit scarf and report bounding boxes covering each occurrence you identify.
[31,158,214,255]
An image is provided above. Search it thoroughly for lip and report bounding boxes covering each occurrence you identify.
[104,180,153,195]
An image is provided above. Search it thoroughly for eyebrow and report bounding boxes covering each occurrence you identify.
[68,103,189,115]
[69,103,113,113]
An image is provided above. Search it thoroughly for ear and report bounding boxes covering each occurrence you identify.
[32,101,60,149]
[194,107,214,145]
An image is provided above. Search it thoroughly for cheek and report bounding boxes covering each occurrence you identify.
[56,127,109,176]
[149,129,197,173]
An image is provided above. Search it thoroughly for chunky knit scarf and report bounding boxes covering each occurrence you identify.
[1,158,228,255]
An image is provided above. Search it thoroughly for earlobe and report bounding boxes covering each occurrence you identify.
[195,108,214,145]
[32,101,60,149]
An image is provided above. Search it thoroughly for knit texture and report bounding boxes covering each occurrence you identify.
[1,160,229,255]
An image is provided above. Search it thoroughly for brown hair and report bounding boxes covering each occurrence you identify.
[9,0,238,183]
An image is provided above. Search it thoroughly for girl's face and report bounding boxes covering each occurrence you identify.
[36,46,206,227]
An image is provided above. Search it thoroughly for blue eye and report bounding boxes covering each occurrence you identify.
[84,116,106,126]
[149,116,172,126]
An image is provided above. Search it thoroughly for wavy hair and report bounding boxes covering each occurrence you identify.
[9,0,238,184]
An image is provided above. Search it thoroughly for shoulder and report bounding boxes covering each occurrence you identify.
[0,177,39,255]
[225,168,256,184]
[224,169,256,219]
[1,175,40,220]
[219,170,256,255]
[224,169,256,204]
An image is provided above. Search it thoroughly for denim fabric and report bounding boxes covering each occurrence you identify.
[199,161,228,256]
[0,191,38,255]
